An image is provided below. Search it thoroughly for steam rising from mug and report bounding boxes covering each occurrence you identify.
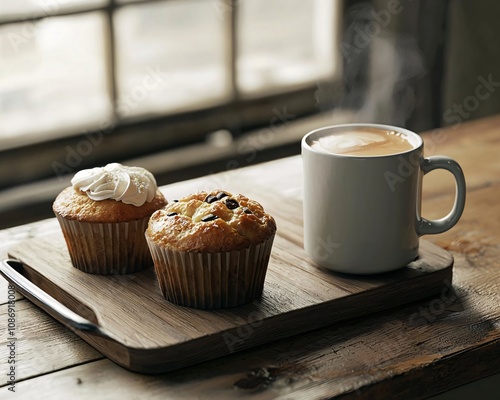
[315,2,425,127]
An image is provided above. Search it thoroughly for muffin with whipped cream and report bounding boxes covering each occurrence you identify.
[53,163,167,274]
[146,190,276,309]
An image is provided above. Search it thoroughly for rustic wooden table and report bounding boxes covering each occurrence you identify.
[1,116,499,399]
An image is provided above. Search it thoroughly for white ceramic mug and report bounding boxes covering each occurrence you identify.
[302,123,466,274]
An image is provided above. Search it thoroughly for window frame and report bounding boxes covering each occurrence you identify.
[0,0,342,187]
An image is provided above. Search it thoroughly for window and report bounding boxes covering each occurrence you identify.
[1,0,340,146]
[238,0,337,94]
[0,0,343,228]
[114,0,231,118]
[0,0,341,227]
[0,10,111,148]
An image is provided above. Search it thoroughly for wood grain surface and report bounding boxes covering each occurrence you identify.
[6,219,452,373]
[1,115,500,398]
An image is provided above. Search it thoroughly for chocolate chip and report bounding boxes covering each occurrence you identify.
[216,192,229,200]
[201,214,218,222]
[167,212,178,216]
[225,198,239,210]
[242,207,252,214]
[204,195,217,204]
[173,199,179,202]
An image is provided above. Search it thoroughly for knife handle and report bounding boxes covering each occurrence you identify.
[1,259,116,341]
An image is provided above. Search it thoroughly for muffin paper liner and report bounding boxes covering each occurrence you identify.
[56,215,152,274]
[146,235,275,309]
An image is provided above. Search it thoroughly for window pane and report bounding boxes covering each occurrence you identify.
[1,0,108,22]
[0,12,111,148]
[115,0,230,118]
[238,0,338,94]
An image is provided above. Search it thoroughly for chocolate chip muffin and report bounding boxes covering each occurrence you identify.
[146,190,277,309]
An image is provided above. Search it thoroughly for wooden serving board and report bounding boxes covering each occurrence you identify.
[7,230,453,374]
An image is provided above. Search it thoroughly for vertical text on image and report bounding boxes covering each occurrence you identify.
[6,284,17,393]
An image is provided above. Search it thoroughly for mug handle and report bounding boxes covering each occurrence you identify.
[417,156,466,236]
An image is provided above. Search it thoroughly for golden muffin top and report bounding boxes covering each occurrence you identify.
[146,190,276,252]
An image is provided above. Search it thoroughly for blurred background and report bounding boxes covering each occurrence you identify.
[1,0,499,228]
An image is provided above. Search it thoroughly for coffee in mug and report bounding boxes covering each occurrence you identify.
[310,127,416,156]
[302,124,466,274]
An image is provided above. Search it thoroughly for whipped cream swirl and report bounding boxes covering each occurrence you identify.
[71,163,158,207]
